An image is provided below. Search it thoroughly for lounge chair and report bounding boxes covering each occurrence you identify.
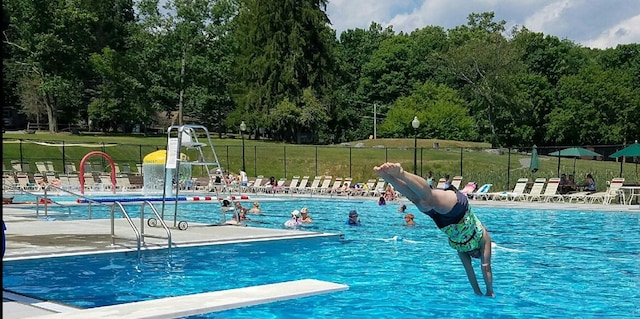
[361,179,377,196]
[336,177,353,196]
[489,178,529,201]
[316,176,333,194]
[282,176,300,194]
[451,176,464,189]
[35,161,49,175]
[291,176,309,194]
[11,160,29,173]
[115,176,142,192]
[435,178,447,189]
[523,178,547,202]
[3,173,17,191]
[369,178,386,197]
[16,173,40,191]
[64,162,78,174]
[540,178,565,202]
[304,176,322,194]
[585,178,625,204]
[120,163,132,175]
[469,183,493,200]
[459,182,477,196]
[326,177,343,194]
[249,175,265,193]
[44,161,58,175]
[65,174,81,190]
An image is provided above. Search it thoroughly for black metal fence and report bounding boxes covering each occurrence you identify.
[3,138,638,191]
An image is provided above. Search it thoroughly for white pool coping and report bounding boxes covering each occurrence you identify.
[24,279,348,319]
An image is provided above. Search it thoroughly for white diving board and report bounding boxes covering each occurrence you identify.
[29,279,348,319]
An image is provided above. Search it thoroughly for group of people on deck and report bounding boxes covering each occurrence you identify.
[559,173,597,194]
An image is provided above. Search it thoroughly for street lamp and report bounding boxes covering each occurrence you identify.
[240,121,246,172]
[411,116,420,174]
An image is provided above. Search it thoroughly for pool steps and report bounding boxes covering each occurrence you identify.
[25,279,348,319]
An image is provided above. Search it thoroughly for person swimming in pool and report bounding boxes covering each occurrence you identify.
[374,162,494,297]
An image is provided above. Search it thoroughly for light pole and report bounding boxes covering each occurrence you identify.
[240,121,246,172]
[411,116,420,174]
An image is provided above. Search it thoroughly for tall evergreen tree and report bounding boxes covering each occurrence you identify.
[231,0,335,141]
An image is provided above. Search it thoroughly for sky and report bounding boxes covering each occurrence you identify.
[325,0,640,49]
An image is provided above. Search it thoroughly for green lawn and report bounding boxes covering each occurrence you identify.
[2,131,637,191]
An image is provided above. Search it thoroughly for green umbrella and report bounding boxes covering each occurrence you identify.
[609,141,640,158]
[609,141,640,181]
[529,145,539,174]
[549,147,602,176]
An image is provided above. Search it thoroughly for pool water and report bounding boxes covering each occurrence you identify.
[3,199,640,318]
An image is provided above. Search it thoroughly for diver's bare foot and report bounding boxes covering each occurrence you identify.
[374,162,404,177]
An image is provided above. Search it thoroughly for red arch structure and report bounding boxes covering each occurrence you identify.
[79,151,117,194]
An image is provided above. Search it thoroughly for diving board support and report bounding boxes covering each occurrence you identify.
[28,279,349,319]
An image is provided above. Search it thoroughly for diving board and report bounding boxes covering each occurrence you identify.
[29,279,349,319]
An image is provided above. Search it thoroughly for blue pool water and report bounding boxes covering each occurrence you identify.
[3,198,640,318]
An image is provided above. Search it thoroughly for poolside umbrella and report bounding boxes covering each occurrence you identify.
[609,140,640,181]
[529,145,539,174]
[549,147,602,176]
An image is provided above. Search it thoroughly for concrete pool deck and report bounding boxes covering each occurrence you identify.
[2,197,638,318]
[2,204,345,319]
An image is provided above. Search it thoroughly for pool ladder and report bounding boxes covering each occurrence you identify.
[110,201,172,259]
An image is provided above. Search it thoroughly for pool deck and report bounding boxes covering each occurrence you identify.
[2,203,345,319]
[2,196,638,318]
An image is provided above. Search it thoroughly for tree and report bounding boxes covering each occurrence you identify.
[231,0,335,140]
[378,82,474,141]
[3,0,98,132]
[444,12,528,147]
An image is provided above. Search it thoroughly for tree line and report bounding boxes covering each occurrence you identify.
[2,0,639,147]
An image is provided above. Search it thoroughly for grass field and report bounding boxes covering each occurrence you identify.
[2,131,638,192]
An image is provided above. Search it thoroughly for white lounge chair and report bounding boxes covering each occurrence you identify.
[540,178,564,202]
[304,176,322,194]
[369,178,386,197]
[292,175,309,194]
[585,178,625,204]
[451,176,463,189]
[315,176,333,194]
[283,176,300,194]
[523,178,547,202]
[490,178,529,201]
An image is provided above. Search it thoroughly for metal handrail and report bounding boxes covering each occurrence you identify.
[139,201,172,255]
[43,184,110,219]
[110,201,142,260]
[2,181,72,216]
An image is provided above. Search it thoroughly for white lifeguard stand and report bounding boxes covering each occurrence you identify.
[152,124,230,229]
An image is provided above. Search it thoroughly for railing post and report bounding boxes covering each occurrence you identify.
[349,147,352,178]
[62,141,66,174]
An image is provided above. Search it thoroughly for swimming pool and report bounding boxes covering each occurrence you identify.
[3,199,640,318]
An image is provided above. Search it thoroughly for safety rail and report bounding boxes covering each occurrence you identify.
[40,184,107,219]
[2,181,72,216]
[139,201,172,255]
[110,201,142,260]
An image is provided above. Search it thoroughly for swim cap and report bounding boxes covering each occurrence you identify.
[349,210,358,217]
[291,210,300,217]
